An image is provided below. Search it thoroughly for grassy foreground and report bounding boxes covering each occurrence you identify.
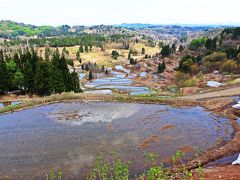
[0,93,200,115]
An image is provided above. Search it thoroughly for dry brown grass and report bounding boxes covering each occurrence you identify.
[37,42,160,67]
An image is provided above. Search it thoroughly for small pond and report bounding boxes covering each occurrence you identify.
[0,102,233,179]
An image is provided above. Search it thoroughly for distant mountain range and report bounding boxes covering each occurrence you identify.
[0,20,238,38]
[116,23,237,29]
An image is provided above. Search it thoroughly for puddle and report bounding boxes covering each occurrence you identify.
[0,102,233,179]
[139,72,147,77]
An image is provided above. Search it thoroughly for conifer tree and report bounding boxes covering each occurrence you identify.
[34,59,52,95]
[0,50,9,93]
[51,49,65,93]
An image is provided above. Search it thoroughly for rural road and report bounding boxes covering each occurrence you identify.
[179,86,240,100]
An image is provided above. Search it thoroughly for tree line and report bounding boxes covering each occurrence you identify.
[0,48,81,95]
[2,33,107,47]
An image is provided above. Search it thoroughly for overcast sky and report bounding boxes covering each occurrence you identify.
[0,0,239,26]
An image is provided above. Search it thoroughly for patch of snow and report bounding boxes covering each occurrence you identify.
[232,154,240,165]
[213,70,219,74]
[232,101,240,109]
[207,81,224,87]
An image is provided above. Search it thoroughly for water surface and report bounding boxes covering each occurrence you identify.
[0,102,232,179]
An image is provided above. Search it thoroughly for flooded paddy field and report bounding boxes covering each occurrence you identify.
[0,102,233,179]
[0,100,22,109]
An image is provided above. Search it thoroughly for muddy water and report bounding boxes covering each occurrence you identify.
[0,102,233,179]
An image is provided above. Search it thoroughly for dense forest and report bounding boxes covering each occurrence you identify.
[2,33,107,47]
[0,48,81,95]
[0,20,85,38]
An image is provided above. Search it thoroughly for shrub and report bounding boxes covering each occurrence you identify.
[174,72,191,88]
[202,52,227,72]
[111,50,120,59]
[221,59,238,73]
[183,79,197,87]
[196,72,204,81]
[158,62,166,73]
[161,45,171,57]
[190,64,200,75]
[202,52,227,63]
[130,58,137,65]
[66,59,74,66]
[237,53,240,64]
[178,56,195,73]
[189,37,207,50]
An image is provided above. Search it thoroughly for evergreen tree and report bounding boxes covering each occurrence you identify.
[85,45,89,52]
[45,47,51,61]
[89,71,94,80]
[71,72,82,93]
[141,47,145,54]
[23,59,35,93]
[179,45,185,52]
[0,50,9,93]
[128,52,131,60]
[101,65,105,72]
[205,38,217,51]
[34,59,52,95]
[89,44,93,51]
[171,44,176,53]
[111,50,120,59]
[59,54,72,92]
[51,49,65,93]
[85,64,89,71]
[76,51,80,60]
[158,62,166,73]
[79,45,84,53]
[161,45,171,57]
[130,58,137,65]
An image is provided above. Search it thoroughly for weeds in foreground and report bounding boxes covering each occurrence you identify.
[86,152,130,180]
[46,150,204,179]
[46,169,62,180]
[84,150,204,180]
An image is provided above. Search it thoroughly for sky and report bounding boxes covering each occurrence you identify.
[0,0,240,26]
